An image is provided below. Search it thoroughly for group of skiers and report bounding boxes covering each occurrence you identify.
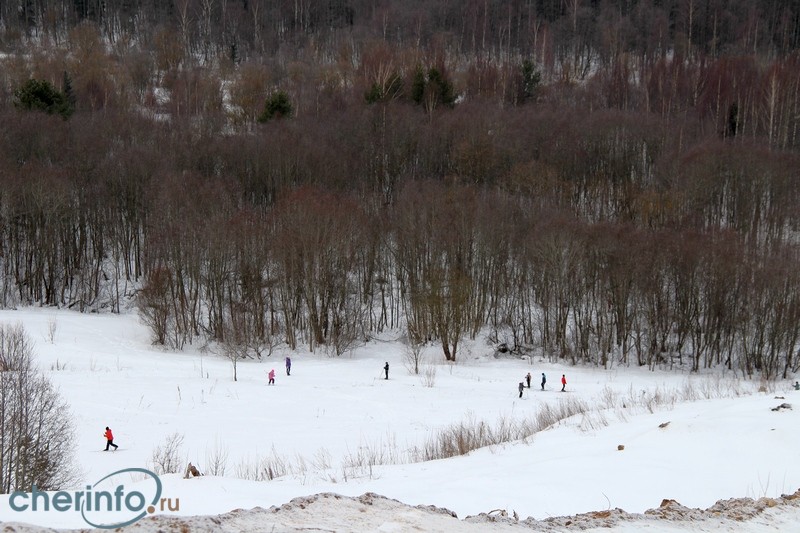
[380,358,568,397]
[104,360,574,450]
[103,358,799,452]
[519,372,567,397]
[267,357,292,385]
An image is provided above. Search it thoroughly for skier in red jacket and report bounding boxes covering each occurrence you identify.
[104,426,118,451]
[561,374,567,392]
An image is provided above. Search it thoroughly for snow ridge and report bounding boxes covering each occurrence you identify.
[3,489,799,532]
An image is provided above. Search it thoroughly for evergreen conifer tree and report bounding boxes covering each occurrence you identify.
[13,78,72,119]
[258,90,293,122]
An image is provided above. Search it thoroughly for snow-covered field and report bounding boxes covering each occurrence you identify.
[0,308,798,531]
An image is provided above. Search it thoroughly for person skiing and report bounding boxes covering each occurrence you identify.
[541,373,546,391]
[518,382,524,398]
[104,426,118,451]
[285,356,292,376]
[794,381,799,391]
[561,374,567,392]
[268,369,275,385]
[384,362,389,380]
[526,372,532,388]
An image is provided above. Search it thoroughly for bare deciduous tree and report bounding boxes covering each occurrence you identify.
[0,324,80,492]
[150,432,185,475]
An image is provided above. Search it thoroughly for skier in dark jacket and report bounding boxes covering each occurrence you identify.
[285,356,292,376]
[526,372,532,388]
[384,362,389,380]
[541,373,546,390]
[518,382,524,398]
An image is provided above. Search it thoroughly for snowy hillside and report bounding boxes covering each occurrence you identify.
[0,308,798,531]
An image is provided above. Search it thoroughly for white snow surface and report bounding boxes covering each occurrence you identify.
[0,308,798,532]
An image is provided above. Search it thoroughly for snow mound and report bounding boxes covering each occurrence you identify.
[3,490,800,532]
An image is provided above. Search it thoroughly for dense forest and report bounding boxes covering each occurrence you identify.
[0,1,799,378]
